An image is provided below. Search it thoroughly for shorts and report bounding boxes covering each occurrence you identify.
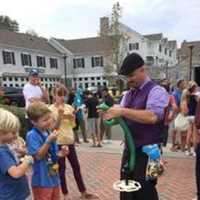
[88,118,99,134]
[32,186,60,200]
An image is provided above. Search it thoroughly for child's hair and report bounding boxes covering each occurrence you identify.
[0,108,20,133]
[27,102,51,122]
[52,83,67,97]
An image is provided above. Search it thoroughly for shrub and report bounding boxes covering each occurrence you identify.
[0,104,28,139]
[0,96,4,104]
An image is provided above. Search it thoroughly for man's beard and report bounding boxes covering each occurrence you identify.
[127,81,139,88]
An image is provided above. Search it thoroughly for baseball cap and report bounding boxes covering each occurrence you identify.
[29,69,39,76]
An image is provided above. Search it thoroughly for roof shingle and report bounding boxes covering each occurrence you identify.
[143,33,163,40]
[0,29,60,54]
[56,36,113,54]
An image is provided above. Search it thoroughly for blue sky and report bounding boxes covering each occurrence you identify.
[0,0,199,45]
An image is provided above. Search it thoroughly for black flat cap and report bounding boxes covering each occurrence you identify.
[119,53,144,75]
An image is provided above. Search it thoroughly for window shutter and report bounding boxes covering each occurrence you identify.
[73,59,76,68]
[50,58,52,68]
[43,57,46,67]
[2,51,6,64]
[29,55,32,66]
[101,56,103,66]
[136,43,139,50]
[55,59,58,68]
[82,58,85,68]
[129,44,131,51]
[21,54,24,65]
[91,57,94,67]
[37,56,40,67]
[12,52,15,65]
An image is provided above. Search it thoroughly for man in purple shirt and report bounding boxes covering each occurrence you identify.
[103,53,168,200]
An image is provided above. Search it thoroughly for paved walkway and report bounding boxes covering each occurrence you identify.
[63,141,196,200]
[27,140,196,200]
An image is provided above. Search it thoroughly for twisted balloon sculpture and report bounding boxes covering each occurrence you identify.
[98,103,141,192]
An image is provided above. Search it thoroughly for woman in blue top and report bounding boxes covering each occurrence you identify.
[0,108,32,200]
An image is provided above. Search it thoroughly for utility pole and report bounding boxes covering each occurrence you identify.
[188,44,194,81]
[165,61,169,80]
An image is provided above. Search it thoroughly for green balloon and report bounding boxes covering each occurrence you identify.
[98,103,136,172]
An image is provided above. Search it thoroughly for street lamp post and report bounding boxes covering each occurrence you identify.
[188,44,194,81]
[63,55,67,86]
[165,61,169,80]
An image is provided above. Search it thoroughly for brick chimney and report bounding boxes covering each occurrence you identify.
[100,17,109,36]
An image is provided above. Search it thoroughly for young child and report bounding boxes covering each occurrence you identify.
[26,101,60,200]
[0,108,32,200]
[49,84,98,200]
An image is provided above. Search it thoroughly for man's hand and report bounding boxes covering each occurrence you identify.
[103,105,123,120]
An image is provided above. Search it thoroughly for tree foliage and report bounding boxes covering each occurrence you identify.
[0,15,19,32]
[25,29,38,37]
[110,2,122,72]
[110,2,122,36]
[103,2,129,91]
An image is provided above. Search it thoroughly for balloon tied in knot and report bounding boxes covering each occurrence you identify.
[98,103,141,192]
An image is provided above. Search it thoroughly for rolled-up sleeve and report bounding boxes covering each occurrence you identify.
[146,86,169,120]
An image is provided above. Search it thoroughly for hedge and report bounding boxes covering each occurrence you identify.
[0,104,28,139]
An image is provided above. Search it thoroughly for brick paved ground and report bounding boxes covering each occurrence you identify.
[65,149,196,200]
[27,142,196,200]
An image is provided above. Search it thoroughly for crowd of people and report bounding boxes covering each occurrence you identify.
[1,53,200,200]
[0,68,116,200]
[161,79,200,157]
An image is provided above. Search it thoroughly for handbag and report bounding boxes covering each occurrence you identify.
[174,113,189,132]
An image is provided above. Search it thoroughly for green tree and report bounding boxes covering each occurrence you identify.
[0,15,19,32]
